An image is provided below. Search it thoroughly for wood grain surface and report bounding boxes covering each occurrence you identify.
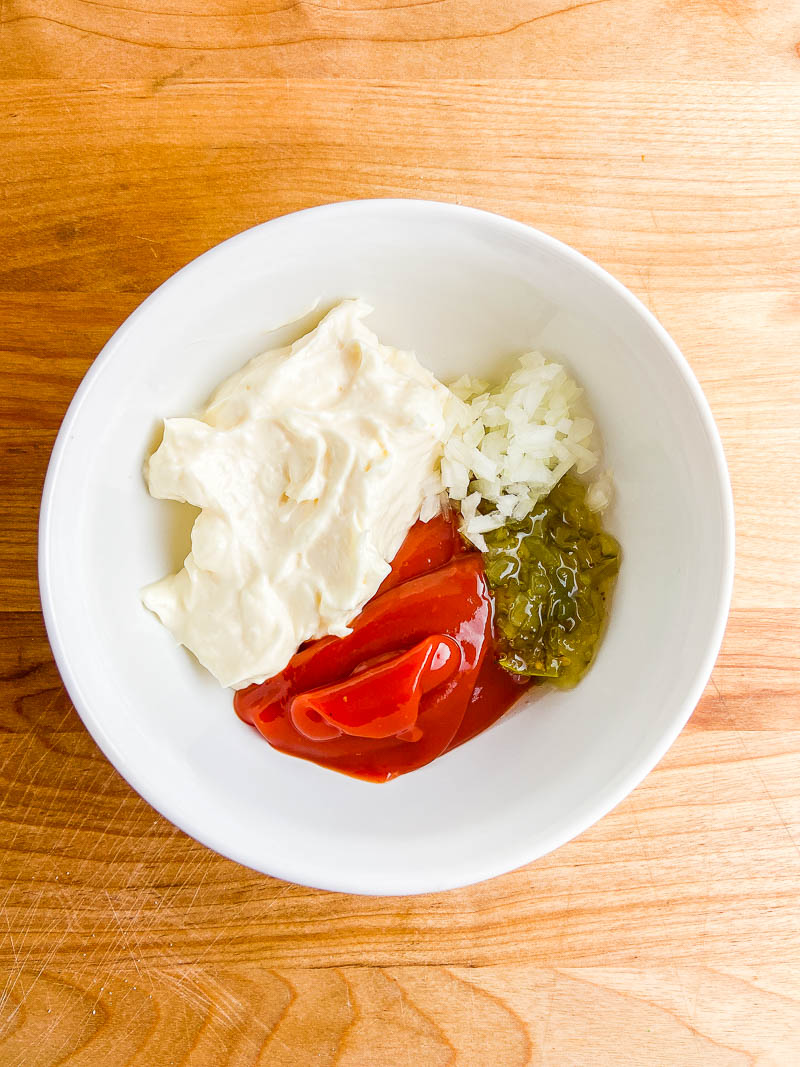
[2,1,800,1063]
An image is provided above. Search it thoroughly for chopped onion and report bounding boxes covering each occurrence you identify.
[439,352,607,548]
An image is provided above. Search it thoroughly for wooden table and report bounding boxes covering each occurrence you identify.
[2,2,800,1063]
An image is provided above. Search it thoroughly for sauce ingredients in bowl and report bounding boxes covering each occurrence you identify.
[143,301,620,781]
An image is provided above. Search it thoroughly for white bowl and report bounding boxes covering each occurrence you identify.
[39,200,734,894]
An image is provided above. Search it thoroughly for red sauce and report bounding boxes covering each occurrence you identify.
[234,511,532,782]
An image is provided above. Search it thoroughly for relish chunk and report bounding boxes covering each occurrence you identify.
[483,476,621,687]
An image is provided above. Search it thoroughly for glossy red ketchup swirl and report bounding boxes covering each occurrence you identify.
[234,512,530,782]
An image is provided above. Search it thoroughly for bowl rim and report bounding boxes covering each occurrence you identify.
[38,198,735,895]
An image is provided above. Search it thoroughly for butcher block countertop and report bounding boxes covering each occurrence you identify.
[2,2,800,1063]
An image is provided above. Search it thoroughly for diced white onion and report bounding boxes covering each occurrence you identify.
[438,352,608,545]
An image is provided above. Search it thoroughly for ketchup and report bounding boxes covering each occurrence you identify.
[234,511,532,781]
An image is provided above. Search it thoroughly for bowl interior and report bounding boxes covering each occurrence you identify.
[40,201,732,893]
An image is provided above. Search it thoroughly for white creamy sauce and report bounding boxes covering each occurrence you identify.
[143,300,450,689]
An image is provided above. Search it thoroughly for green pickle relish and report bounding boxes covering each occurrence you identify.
[482,476,621,688]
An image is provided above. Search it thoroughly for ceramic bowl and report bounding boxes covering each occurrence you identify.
[39,200,734,894]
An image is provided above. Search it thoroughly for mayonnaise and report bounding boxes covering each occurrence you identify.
[142,300,450,689]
